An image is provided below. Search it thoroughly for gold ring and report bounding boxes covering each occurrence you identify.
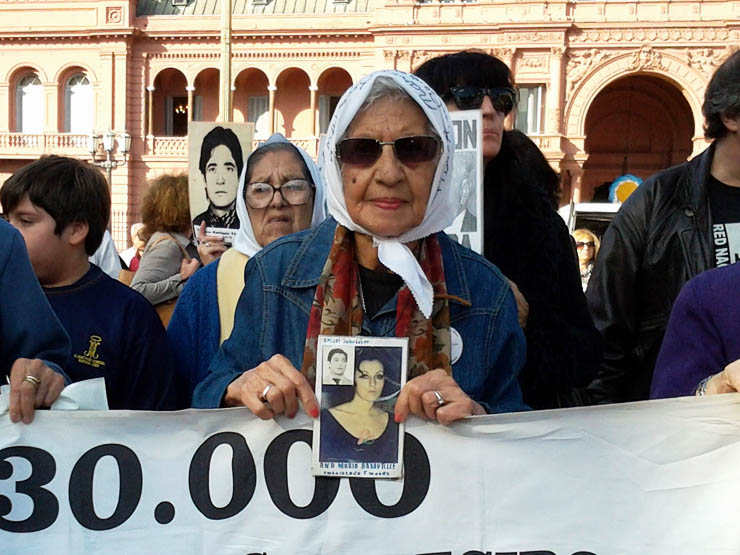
[24,375,41,388]
[433,390,445,408]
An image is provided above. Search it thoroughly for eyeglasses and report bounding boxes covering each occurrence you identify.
[245,179,313,209]
[336,136,441,166]
[575,241,595,249]
[446,87,518,114]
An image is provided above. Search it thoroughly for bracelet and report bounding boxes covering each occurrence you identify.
[694,374,715,396]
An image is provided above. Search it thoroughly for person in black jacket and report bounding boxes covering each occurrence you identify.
[416,51,601,409]
[585,49,740,404]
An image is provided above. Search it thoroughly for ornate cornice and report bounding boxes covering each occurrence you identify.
[568,26,735,44]
[146,50,365,61]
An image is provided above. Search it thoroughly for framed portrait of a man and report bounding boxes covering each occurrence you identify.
[188,122,254,246]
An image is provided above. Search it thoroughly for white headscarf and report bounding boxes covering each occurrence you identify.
[232,133,328,257]
[319,70,456,318]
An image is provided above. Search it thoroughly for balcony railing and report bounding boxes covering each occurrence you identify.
[147,136,321,159]
[0,133,89,157]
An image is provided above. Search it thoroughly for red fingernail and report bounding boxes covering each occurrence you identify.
[289,411,296,419]
[310,407,319,418]
[394,413,402,423]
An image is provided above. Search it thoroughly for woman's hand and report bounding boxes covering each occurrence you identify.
[180,258,200,280]
[506,278,529,329]
[8,358,65,424]
[394,369,486,426]
[223,354,320,420]
[702,359,740,395]
[196,221,227,266]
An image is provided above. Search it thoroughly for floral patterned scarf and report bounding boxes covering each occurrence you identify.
[301,225,452,386]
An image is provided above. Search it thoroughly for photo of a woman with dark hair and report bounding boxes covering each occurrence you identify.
[319,346,402,464]
[192,125,245,230]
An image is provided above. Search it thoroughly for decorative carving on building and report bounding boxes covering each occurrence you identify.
[628,45,666,71]
[383,49,396,68]
[489,47,515,66]
[550,47,566,58]
[505,32,559,43]
[519,56,548,70]
[565,48,607,100]
[106,7,122,25]
[412,49,438,69]
[148,51,361,61]
[686,48,719,76]
[570,26,731,44]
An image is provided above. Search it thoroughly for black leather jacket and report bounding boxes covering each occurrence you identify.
[585,144,715,404]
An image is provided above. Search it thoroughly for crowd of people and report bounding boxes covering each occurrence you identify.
[2,47,740,429]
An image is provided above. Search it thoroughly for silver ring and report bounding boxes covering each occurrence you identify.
[259,384,273,402]
[204,241,211,247]
[24,375,41,388]
[433,390,445,408]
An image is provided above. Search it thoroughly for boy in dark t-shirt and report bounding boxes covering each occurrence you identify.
[1,156,177,410]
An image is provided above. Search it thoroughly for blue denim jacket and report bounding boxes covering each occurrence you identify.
[193,218,527,413]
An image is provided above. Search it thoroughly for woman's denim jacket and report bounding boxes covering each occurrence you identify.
[193,218,527,413]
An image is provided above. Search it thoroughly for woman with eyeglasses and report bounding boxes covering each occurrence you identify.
[416,51,601,409]
[193,71,527,422]
[572,229,600,292]
[167,134,327,407]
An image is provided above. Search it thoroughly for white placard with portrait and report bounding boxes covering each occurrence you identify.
[312,335,408,479]
[188,121,254,246]
[444,110,484,254]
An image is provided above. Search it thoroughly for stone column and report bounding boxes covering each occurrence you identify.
[267,84,277,135]
[186,85,195,123]
[548,47,565,136]
[309,84,318,137]
[43,82,57,133]
[99,52,115,130]
[146,86,155,137]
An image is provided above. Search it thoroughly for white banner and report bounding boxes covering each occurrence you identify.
[2,396,740,554]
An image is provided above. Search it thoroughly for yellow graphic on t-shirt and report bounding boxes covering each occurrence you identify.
[74,335,106,368]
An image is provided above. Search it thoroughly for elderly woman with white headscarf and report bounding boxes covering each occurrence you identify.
[167,134,327,407]
[193,71,526,423]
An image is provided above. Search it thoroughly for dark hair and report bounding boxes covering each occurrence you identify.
[198,126,245,179]
[140,174,191,243]
[703,49,740,139]
[244,141,313,185]
[500,129,561,210]
[414,50,515,98]
[0,155,109,255]
[327,348,347,362]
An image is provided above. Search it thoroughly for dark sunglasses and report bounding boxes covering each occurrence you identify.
[336,136,440,166]
[575,241,595,249]
[446,86,518,114]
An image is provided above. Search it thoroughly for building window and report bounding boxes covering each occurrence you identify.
[319,95,341,135]
[248,96,269,140]
[515,85,544,135]
[16,73,44,133]
[64,74,93,133]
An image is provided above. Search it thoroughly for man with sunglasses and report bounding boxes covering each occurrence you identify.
[585,50,740,405]
[415,51,601,410]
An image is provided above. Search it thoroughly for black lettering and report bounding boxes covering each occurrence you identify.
[462,119,476,149]
[68,444,142,531]
[453,120,464,149]
[521,552,556,555]
[263,429,339,519]
[0,446,58,533]
[349,433,430,518]
[189,432,256,520]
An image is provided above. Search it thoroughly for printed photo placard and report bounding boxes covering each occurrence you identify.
[311,335,408,479]
[188,121,254,246]
[444,110,484,254]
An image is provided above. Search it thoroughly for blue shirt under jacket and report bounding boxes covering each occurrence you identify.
[651,263,740,398]
[0,219,70,381]
[44,264,178,410]
[167,260,222,408]
[193,218,528,413]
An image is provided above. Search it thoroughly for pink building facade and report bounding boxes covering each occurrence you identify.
[1,0,738,247]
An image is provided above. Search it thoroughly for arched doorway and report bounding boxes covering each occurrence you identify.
[152,68,188,136]
[317,68,353,135]
[582,74,694,200]
[275,68,311,138]
[233,68,269,139]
